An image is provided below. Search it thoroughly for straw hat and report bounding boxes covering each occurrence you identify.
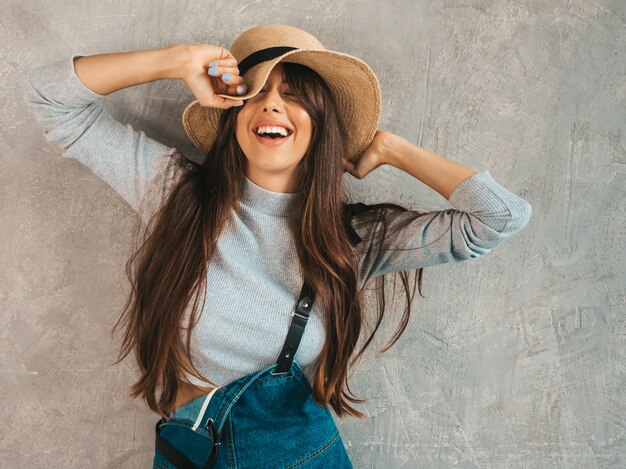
[182,23,382,163]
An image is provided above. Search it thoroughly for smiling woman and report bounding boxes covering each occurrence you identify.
[24,22,531,469]
[234,62,314,193]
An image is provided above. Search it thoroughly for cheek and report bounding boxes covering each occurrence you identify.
[293,110,313,140]
[235,113,250,143]
[235,123,245,142]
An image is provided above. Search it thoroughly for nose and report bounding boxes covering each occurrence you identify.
[260,87,286,113]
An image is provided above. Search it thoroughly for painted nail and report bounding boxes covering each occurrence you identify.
[208,67,219,76]
[236,85,245,94]
[209,61,219,67]
[222,73,233,82]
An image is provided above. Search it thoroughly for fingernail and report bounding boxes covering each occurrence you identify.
[209,61,219,67]
[236,85,245,94]
[233,101,244,107]
[208,67,219,76]
[222,73,232,82]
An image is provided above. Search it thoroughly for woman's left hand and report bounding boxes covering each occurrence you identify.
[342,130,393,179]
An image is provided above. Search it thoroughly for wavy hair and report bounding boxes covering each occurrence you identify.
[112,62,426,420]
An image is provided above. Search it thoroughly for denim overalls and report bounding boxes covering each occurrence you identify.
[153,282,354,468]
[153,203,366,468]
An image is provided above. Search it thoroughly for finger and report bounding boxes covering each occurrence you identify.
[342,157,355,173]
[224,83,248,95]
[344,158,364,179]
[210,76,247,96]
[207,65,241,77]
[208,58,239,67]
[220,71,243,82]
[218,48,238,61]
[220,74,245,88]
[229,101,245,109]
[207,68,245,87]
[222,97,244,109]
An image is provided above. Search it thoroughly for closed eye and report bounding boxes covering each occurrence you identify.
[258,88,295,96]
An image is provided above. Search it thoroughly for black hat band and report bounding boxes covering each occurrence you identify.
[237,46,299,76]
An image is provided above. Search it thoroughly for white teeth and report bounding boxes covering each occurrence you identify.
[255,126,290,137]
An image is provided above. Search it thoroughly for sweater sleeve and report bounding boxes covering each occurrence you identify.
[353,169,533,280]
[23,54,181,214]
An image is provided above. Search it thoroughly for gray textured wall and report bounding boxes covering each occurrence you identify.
[3,1,625,467]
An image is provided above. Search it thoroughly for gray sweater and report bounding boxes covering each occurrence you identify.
[23,54,532,388]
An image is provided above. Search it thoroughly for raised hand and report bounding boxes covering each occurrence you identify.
[342,130,392,179]
[180,44,248,109]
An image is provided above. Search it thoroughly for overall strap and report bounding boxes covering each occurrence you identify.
[271,281,315,374]
[271,202,366,375]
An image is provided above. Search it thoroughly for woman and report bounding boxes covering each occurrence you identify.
[24,24,531,469]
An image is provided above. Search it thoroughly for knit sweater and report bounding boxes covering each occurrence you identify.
[23,54,532,388]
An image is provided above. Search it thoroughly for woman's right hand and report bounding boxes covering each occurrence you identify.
[180,44,247,109]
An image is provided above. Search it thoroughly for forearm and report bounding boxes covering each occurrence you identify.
[72,44,188,95]
[382,133,477,200]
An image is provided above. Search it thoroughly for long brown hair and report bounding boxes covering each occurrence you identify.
[112,62,426,420]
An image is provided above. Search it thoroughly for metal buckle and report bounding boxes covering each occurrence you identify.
[291,309,309,320]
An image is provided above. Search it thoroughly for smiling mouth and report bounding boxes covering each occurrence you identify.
[257,133,288,140]
[253,128,293,140]
[252,129,293,146]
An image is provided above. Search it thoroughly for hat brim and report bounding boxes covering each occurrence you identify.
[182,49,381,163]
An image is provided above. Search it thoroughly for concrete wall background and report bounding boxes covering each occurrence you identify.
[2,0,625,467]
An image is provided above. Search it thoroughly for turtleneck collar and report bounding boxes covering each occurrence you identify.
[240,175,303,217]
